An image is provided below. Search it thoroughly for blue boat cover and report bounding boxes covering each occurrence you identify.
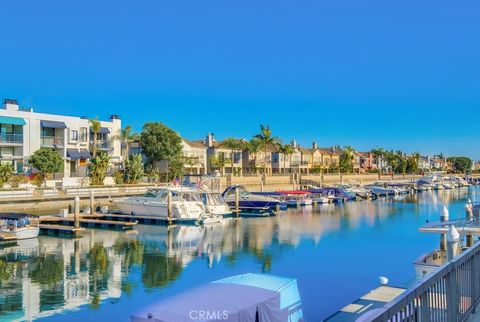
[41,120,67,129]
[131,274,303,322]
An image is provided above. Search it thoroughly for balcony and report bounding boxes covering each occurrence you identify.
[41,136,64,147]
[91,140,111,151]
[0,133,23,145]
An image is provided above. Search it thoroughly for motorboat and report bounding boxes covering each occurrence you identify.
[114,187,207,223]
[198,191,232,217]
[307,187,349,203]
[277,190,313,207]
[131,273,303,322]
[0,213,40,240]
[365,184,396,196]
[222,185,281,211]
[250,191,288,210]
[337,184,373,200]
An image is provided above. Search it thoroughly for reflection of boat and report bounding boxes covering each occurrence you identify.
[0,213,39,240]
[222,185,280,210]
[114,187,207,222]
[131,273,303,322]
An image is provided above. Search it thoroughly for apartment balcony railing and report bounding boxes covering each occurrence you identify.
[0,133,23,144]
[91,140,111,150]
[41,136,64,147]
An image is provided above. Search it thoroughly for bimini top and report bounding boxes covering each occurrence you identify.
[0,213,35,220]
[131,273,303,322]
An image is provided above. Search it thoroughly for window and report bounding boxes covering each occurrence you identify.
[80,128,88,142]
[71,130,78,141]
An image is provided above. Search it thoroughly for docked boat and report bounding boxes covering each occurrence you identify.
[251,191,288,210]
[307,187,349,203]
[337,184,373,200]
[0,213,40,240]
[366,184,396,196]
[114,187,207,223]
[278,190,313,207]
[198,191,232,217]
[131,273,303,322]
[222,185,281,211]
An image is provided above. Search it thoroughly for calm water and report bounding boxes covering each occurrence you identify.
[1,187,479,322]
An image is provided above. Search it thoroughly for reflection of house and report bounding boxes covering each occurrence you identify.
[0,98,122,179]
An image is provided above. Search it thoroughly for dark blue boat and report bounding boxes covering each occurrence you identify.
[222,185,281,210]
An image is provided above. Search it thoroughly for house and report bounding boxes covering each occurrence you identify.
[204,133,243,175]
[181,139,207,175]
[357,151,377,173]
[243,142,277,175]
[0,98,122,179]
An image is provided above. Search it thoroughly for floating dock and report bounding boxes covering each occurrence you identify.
[79,213,198,226]
[419,219,480,234]
[39,216,137,230]
[39,224,86,237]
[323,286,406,321]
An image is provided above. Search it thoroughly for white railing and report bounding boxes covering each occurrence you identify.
[367,242,480,321]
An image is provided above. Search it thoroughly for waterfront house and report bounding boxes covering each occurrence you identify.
[357,151,377,173]
[0,99,122,181]
[243,142,277,175]
[204,133,243,175]
[181,139,207,175]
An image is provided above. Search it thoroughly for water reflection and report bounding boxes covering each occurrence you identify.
[0,187,474,321]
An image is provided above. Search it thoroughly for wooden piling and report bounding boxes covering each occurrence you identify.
[90,190,95,214]
[74,195,80,228]
[167,190,173,225]
[235,187,240,217]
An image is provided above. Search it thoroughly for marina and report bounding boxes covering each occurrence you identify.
[0,184,478,321]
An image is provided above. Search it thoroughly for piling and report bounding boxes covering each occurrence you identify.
[446,225,460,261]
[440,206,449,251]
[74,195,80,228]
[234,187,240,217]
[167,191,173,225]
[90,190,95,214]
[466,202,474,247]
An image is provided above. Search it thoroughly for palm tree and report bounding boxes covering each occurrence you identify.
[90,119,102,158]
[339,146,355,174]
[278,144,294,174]
[222,137,243,175]
[120,125,134,157]
[246,138,262,174]
[254,125,280,175]
[371,147,385,173]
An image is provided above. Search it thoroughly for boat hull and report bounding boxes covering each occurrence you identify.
[1,227,39,240]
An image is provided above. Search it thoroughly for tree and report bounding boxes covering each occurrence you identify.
[114,125,134,158]
[30,148,64,186]
[208,154,228,175]
[222,137,243,175]
[447,156,472,174]
[246,138,262,174]
[254,125,280,175]
[371,147,385,172]
[124,154,144,184]
[90,119,102,158]
[140,122,183,180]
[89,153,110,185]
[339,146,355,174]
[278,144,294,174]
[0,163,14,188]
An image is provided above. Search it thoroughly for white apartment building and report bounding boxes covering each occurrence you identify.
[0,99,122,179]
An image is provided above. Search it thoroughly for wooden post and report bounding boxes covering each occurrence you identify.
[446,225,460,261]
[90,189,95,215]
[466,202,474,247]
[167,190,173,225]
[74,195,80,228]
[235,187,240,217]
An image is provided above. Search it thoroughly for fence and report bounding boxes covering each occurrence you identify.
[367,241,480,322]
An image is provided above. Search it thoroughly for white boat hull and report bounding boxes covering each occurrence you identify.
[115,198,205,220]
[1,226,39,240]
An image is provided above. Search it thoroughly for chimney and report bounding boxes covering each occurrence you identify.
[290,140,298,148]
[312,141,318,149]
[205,133,214,148]
[3,99,19,111]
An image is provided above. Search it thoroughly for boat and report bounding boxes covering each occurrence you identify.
[199,191,232,218]
[277,190,313,207]
[365,184,396,196]
[222,185,281,211]
[131,273,303,322]
[307,187,349,203]
[337,184,373,200]
[114,187,208,223]
[250,191,288,210]
[0,213,40,240]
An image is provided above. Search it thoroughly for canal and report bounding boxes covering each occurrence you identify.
[0,187,478,321]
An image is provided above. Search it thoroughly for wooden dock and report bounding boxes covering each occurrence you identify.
[39,224,85,237]
[89,213,198,226]
[39,216,138,230]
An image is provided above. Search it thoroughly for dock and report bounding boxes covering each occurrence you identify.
[323,286,406,321]
[39,216,137,230]
[419,218,480,234]
[39,224,86,237]
[77,212,198,226]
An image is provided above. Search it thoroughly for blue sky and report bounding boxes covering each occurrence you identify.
[1,0,479,158]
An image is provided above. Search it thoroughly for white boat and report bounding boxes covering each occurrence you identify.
[0,213,40,240]
[366,185,395,196]
[199,192,232,217]
[114,187,207,222]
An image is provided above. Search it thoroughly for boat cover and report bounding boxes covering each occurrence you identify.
[131,273,303,322]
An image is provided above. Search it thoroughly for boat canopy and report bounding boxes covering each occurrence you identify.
[0,213,34,220]
[131,273,303,322]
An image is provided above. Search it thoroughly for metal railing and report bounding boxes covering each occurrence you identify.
[368,241,480,322]
[91,140,111,150]
[0,133,23,144]
[41,136,64,146]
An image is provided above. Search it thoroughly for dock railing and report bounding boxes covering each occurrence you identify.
[367,240,480,322]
